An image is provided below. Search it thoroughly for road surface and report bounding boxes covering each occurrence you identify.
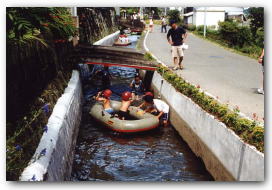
[145,25,264,121]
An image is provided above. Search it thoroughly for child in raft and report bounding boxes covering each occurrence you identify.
[130,74,145,100]
[118,31,129,44]
[117,91,133,120]
[95,89,114,114]
[138,93,169,127]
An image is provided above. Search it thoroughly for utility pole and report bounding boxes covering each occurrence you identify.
[70,7,79,46]
[115,7,120,16]
[140,7,144,19]
[204,7,207,38]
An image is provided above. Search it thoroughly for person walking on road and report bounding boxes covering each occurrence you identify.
[257,48,264,95]
[149,18,154,33]
[161,16,167,33]
[167,20,187,70]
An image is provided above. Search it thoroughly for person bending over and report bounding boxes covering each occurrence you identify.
[139,94,169,127]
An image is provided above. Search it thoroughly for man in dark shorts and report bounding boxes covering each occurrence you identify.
[167,20,187,70]
[117,91,133,120]
[161,16,167,33]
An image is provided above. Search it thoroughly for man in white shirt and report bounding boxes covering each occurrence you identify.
[161,16,167,33]
[138,94,169,127]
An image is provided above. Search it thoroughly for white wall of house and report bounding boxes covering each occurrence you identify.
[187,15,193,24]
[195,11,225,29]
[184,7,245,29]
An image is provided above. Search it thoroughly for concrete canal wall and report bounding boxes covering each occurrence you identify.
[93,31,120,46]
[20,71,83,181]
[151,71,264,181]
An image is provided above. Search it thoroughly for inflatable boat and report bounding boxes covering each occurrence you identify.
[131,28,142,35]
[89,100,159,133]
[113,40,131,46]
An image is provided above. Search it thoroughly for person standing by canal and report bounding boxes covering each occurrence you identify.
[132,12,137,27]
[257,48,264,95]
[149,18,154,33]
[161,16,167,33]
[99,66,112,90]
[167,20,188,70]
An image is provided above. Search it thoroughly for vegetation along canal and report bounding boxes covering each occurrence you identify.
[70,34,214,181]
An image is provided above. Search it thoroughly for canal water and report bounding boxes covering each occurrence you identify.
[70,34,214,181]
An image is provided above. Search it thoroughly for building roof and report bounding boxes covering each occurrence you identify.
[194,7,244,14]
[183,12,193,17]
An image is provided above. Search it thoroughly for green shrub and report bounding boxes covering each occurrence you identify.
[236,26,253,47]
[218,21,253,48]
[144,52,155,61]
[196,25,204,32]
[255,27,264,47]
[218,21,239,46]
[239,45,262,57]
[208,25,217,30]
[187,24,196,31]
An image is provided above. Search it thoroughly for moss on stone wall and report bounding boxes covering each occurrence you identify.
[6,71,71,181]
[78,8,118,44]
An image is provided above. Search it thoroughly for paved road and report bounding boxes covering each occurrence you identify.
[146,25,264,121]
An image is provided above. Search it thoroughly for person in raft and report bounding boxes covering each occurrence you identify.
[138,94,169,127]
[118,31,129,44]
[117,91,133,120]
[95,89,114,115]
[94,66,112,89]
[130,74,145,100]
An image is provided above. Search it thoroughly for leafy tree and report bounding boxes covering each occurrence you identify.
[144,7,162,18]
[7,8,76,46]
[167,9,181,24]
[246,7,264,37]
[120,7,139,15]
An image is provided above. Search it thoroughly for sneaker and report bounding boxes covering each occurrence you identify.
[257,88,264,95]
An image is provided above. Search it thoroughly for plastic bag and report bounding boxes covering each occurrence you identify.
[182,43,189,50]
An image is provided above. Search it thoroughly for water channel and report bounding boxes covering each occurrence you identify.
[70,34,214,181]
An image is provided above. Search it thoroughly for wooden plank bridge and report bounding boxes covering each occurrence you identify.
[69,44,158,71]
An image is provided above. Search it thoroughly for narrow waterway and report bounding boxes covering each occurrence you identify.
[70,34,214,181]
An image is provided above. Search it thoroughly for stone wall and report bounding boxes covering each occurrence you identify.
[78,8,118,44]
